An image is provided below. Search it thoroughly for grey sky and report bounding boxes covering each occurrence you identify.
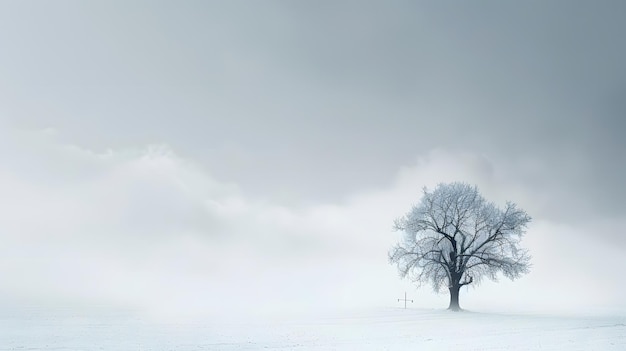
[1,1,625,317]
[3,1,625,213]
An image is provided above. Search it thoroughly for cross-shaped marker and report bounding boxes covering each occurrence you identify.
[398,291,413,309]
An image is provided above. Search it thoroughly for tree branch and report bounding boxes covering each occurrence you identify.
[460,275,473,286]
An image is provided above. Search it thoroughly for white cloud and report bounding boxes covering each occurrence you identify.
[0,130,623,321]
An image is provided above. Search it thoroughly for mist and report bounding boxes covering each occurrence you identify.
[1,128,624,322]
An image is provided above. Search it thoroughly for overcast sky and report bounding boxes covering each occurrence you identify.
[1,1,625,319]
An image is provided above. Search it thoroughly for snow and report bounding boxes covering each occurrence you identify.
[2,307,625,350]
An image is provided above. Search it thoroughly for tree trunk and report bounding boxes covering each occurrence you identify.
[448,284,461,311]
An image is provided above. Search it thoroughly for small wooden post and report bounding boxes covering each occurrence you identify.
[398,291,413,309]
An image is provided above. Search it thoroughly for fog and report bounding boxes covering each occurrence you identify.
[1,1,625,322]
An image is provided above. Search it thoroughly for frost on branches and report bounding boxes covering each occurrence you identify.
[389,182,531,311]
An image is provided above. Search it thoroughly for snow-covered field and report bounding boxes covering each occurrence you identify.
[2,308,625,350]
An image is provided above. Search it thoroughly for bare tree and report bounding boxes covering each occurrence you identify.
[389,182,531,311]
